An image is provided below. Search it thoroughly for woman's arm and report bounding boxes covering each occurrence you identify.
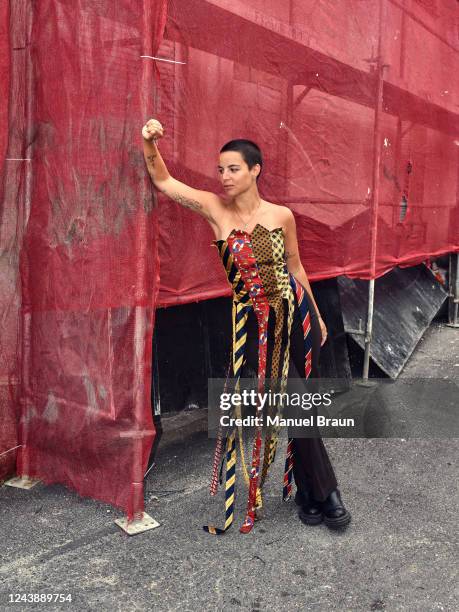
[282,208,328,345]
[142,119,221,225]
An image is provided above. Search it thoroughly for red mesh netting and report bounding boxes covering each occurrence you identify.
[0,0,458,512]
[156,0,459,306]
[0,0,16,482]
[0,0,167,518]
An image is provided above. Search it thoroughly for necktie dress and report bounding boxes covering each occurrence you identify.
[204,223,338,535]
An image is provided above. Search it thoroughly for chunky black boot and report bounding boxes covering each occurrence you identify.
[295,490,323,526]
[321,489,351,529]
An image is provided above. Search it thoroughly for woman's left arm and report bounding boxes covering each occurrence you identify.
[282,208,328,345]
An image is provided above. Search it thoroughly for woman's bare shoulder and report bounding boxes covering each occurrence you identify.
[262,201,294,222]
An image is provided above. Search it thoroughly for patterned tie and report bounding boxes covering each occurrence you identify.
[204,430,237,535]
[282,274,314,500]
[203,299,250,534]
[260,289,295,492]
[209,355,233,497]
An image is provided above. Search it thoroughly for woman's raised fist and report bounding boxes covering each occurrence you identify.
[142,119,164,142]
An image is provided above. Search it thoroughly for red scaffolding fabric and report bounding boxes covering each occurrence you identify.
[0,0,16,482]
[0,0,458,511]
[0,0,166,516]
[155,0,459,306]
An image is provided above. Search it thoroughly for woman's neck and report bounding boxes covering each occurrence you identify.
[232,188,262,213]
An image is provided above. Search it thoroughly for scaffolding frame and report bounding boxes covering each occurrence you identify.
[163,0,459,379]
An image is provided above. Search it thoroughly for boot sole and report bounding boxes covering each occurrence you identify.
[298,509,323,525]
[324,511,352,529]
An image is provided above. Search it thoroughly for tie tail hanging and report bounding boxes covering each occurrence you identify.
[203,429,237,535]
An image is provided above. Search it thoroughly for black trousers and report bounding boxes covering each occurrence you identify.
[241,293,338,502]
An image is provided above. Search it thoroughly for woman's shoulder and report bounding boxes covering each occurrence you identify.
[262,200,294,223]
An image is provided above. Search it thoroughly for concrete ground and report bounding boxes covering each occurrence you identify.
[0,321,457,612]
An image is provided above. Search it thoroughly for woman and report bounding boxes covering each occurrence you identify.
[142,118,351,534]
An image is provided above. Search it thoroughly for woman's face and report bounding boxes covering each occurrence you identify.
[218,151,260,196]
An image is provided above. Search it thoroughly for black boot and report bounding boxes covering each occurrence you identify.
[321,489,351,529]
[295,489,323,526]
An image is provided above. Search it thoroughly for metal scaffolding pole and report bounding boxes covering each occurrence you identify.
[114,0,163,535]
[4,0,41,490]
[362,0,389,381]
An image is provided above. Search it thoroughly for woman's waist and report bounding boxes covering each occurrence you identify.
[230,280,318,318]
[231,284,291,304]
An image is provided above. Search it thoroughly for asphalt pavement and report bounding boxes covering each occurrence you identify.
[0,321,457,611]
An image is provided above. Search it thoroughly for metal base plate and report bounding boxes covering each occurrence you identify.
[354,379,379,388]
[4,476,41,490]
[114,512,160,535]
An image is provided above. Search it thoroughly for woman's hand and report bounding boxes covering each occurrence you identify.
[319,317,328,346]
[142,118,164,142]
